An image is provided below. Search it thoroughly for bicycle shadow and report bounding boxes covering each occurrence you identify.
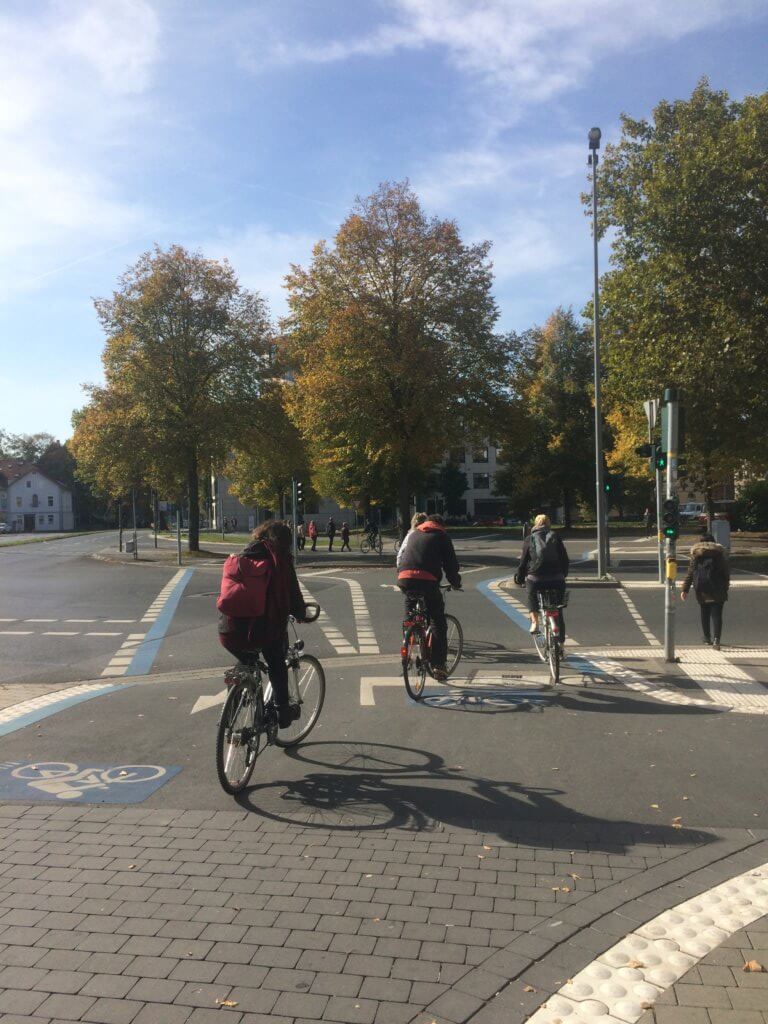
[235,740,714,853]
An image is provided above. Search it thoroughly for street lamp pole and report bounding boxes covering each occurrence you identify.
[589,126,608,576]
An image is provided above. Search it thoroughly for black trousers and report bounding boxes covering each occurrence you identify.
[400,581,447,668]
[341,538,351,550]
[700,602,724,641]
[220,634,290,707]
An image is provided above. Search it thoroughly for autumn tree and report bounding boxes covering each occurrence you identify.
[1,432,58,462]
[282,181,509,534]
[76,246,273,550]
[227,382,313,514]
[593,81,768,509]
[495,309,594,526]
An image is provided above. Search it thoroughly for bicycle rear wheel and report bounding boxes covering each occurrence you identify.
[547,623,561,685]
[402,625,428,700]
[275,655,326,747]
[445,614,463,676]
[374,535,383,555]
[216,682,262,794]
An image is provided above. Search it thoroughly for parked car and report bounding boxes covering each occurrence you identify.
[679,502,704,521]
[0,523,8,534]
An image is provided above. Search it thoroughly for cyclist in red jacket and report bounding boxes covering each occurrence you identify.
[397,514,461,681]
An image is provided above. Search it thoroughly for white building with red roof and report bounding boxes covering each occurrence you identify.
[0,460,74,533]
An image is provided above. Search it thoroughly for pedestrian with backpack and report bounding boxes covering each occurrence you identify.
[514,513,569,639]
[217,520,310,729]
[681,531,730,649]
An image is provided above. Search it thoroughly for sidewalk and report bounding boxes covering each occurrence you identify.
[0,802,765,1024]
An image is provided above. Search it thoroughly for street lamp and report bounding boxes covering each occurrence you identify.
[588,126,609,575]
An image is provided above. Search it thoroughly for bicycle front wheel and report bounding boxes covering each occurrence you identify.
[275,655,326,748]
[375,536,383,555]
[360,537,371,553]
[216,682,261,794]
[445,614,463,676]
[403,626,428,700]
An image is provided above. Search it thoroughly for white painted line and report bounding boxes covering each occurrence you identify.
[0,630,34,635]
[100,570,187,677]
[299,580,357,655]
[361,677,405,705]
[43,631,79,636]
[191,690,227,714]
[623,579,768,589]
[616,588,658,645]
[105,619,136,623]
[677,648,768,713]
[101,667,127,677]
[0,618,17,622]
[527,861,768,1024]
[86,632,123,637]
[345,577,380,655]
[66,619,97,623]
[25,618,58,623]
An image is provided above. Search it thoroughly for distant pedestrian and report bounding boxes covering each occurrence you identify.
[223,517,229,533]
[643,507,653,537]
[681,532,730,650]
[297,522,306,550]
[340,522,351,551]
[308,520,318,552]
[232,516,238,531]
[327,516,337,552]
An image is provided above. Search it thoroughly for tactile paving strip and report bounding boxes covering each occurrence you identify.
[527,862,768,1024]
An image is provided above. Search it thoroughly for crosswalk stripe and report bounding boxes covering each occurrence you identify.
[299,581,357,655]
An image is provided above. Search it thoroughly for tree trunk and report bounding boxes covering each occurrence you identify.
[562,489,572,529]
[397,473,410,541]
[187,456,200,552]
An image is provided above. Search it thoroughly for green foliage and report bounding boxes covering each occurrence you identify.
[495,308,594,526]
[593,80,768,495]
[733,480,768,531]
[283,181,510,528]
[0,432,57,463]
[433,461,468,515]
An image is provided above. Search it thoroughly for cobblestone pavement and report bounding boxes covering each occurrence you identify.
[0,804,766,1024]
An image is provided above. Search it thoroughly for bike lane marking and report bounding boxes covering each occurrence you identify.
[0,683,128,737]
[0,761,180,803]
[526,861,768,1024]
[101,568,194,677]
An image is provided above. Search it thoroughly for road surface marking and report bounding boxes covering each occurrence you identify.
[345,577,380,654]
[0,618,17,622]
[676,647,768,713]
[101,569,193,677]
[25,618,58,622]
[43,631,79,636]
[0,683,125,736]
[616,587,658,644]
[360,676,407,705]
[0,630,33,635]
[105,619,137,623]
[86,631,122,637]
[191,690,227,714]
[479,577,581,646]
[299,581,357,655]
[622,579,768,588]
[66,618,97,623]
[527,861,768,1024]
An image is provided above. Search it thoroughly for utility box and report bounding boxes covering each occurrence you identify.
[125,538,136,554]
[711,519,731,551]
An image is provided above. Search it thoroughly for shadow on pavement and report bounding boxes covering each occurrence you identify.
[236,740,715,852]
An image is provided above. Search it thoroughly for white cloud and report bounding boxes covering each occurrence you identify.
[0,1,159,299]
[255,0,762,105]
[488,217,570,281]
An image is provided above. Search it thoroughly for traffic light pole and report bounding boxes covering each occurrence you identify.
[291,476,298,561]
[590,148,609,577]
[663,391,680,663]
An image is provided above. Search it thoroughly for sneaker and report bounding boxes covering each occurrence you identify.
[432,667,448,682]
[702,636,712,645]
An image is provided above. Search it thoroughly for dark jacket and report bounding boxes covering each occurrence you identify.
[218,539,307,649]
[682,541,730,604]
[397,522,461,587]
[327,518,336,537]
[517,527,569,583]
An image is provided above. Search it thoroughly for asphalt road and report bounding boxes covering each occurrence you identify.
[1,533,767,832]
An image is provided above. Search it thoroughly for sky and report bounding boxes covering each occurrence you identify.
[1,0,766,441]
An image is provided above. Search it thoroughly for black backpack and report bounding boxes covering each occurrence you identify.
[529,530,560,574]
[694,555,719,596]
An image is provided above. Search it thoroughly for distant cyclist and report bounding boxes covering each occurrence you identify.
[515,513,569,639]
[397,513,461,681]
[364,516,380,547]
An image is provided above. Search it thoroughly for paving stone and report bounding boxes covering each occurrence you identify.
[272,991,329,1019]
[222,987,280,1014]
[133,1005,192,1024]
[34,992,96,1020]
[426,989,485,1023]
[81,996,143,1023]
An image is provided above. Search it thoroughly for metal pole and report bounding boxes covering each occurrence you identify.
[291,477,298,561]
[664,390,679,662]
[590,145,607,576]
[176,504,182,566]
[153,491,158,549]
[131,487,138,561]
[118,499,123,552]
[655,463,664,585]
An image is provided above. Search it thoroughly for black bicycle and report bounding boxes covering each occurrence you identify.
[360,531,383,555]
[216,604,324,794]
[401,585,463,700]
[532,589,568,685]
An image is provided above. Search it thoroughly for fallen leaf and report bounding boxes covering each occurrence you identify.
[552,886,561,891]
[569,873,581,881]
[627,959,645,969]
[650,804,660,810]
[551,767,560,771]
[477,855,485,860]
[743,960,765,973]
[364,874,372,878]
[216,999,238,1007]
[682,796,689,801]
[561,886,571,893]
[672,823,683,829]
[483,845,492,851]
[523,985,537,993]
[690,772,697,777]
[128,864,136,870]
[372,918,381,922]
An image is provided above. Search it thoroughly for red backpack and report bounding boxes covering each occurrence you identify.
[217,550,274,618]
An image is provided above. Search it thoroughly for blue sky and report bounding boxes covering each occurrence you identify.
[2,0,766,441]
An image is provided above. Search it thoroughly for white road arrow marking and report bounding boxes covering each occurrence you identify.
[360,677,405,705]
[191,690,227,714]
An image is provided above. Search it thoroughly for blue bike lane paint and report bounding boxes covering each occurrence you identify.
[125,568,194,676]
[476,575,606,679]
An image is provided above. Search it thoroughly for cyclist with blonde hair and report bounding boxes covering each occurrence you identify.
[514,513,569,637]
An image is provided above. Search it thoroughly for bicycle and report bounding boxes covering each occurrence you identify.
[400,585,464,700]
[215,604,324,795]
[360,531,383,555]
[532,589,568,685]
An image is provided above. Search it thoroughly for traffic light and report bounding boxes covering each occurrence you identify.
[296,480,303,505]
[662,497,679,540]
[656,448,667,472]
[604,475,612,495]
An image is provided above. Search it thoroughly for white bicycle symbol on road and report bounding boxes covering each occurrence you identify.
[10,762,167,800]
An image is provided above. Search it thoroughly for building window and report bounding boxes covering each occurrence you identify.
[0,496,5,510]
[38,515,45,524]
[47,495,54,507]
[48,515,54,524]
[472,447,489,464]
[32,494,39,507]
[473,473,490,490]
[16,497,22,508]
[450,447,465,464]
[26,480,31,488]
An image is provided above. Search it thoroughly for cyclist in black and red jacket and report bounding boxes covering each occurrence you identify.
[397,514,461,680]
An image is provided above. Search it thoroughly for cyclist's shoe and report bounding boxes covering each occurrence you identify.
[277,704,301,729]
[432,666,448,682]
